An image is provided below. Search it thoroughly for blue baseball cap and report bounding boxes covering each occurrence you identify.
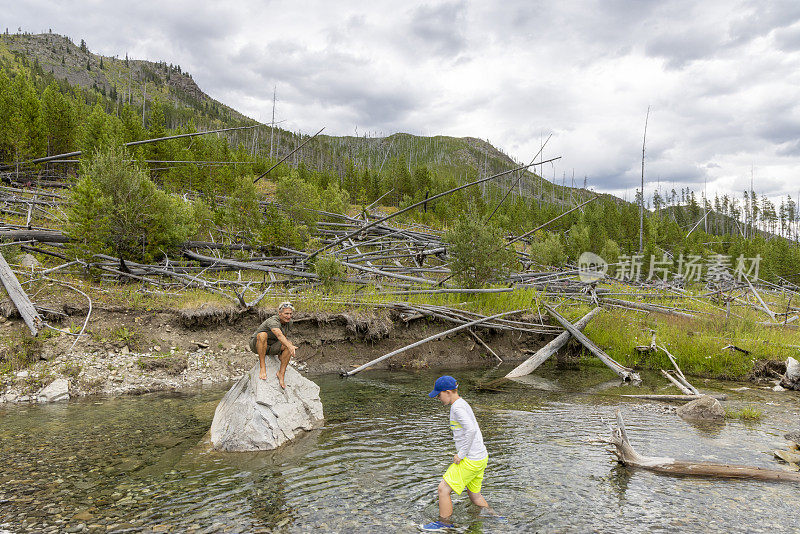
[428,375,458,397]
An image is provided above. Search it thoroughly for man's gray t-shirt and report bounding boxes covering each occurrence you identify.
[251,315,291,346]
[449,398,488,461]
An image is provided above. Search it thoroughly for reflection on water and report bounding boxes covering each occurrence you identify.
[1,364,798,533]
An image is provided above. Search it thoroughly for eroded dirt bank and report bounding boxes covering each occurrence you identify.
[0,305,549,403]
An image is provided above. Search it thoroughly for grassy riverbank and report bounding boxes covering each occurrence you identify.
[2,254,798,384]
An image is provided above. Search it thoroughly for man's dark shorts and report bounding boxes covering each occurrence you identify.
[249,334,283,355]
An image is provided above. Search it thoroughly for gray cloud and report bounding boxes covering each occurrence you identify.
[7,0,800,201]
[407,1,468,58]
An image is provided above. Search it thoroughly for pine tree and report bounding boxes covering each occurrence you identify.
[41,82,76,156]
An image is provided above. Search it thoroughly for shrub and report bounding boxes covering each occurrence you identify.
[444,211,517,288]
[216,175,264,242]
[312,252,346,287]
[529,232,566,267]
[0,334,42,374]
[61,361,82,380]
[111,326,137,347]
[276,172,320,228]
[66,145,194,261]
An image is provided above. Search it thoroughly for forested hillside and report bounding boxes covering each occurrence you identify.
[1,31,798,285]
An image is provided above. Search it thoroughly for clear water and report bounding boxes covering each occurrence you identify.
[1,363,799,533]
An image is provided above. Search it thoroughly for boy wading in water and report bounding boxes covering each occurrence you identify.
[421,375,497,532]
[249,302,298,388]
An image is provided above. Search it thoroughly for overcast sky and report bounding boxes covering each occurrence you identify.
[9,0,800,204]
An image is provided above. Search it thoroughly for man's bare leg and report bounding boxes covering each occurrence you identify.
[255,332,270,380]
[276,345,291,389]
[437,479,454,522]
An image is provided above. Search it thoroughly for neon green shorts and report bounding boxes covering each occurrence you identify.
[443,456,488,495]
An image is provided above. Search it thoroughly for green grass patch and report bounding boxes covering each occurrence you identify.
[583,297,800,380]
[725,406,763,421]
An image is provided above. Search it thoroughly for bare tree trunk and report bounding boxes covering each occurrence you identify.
[505,307,601,378]
[609,410,800,482]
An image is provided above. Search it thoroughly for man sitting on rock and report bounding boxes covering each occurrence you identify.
[249,302,298,388]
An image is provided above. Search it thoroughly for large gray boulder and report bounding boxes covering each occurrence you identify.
[677,395,725,421]
[210,359,324,451]
[37,378,69,403]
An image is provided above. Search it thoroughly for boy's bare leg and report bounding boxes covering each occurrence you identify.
[437,479,454,521]
[255,332,270,380]
[467,490,495,514]
[276,345,291,389]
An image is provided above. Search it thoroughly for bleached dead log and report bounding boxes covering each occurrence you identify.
[544,305,639,382]
[660,370,695,395]
[598,297,695,319]
[743,274,776,321]
[658,344,700,395]
[621,394,727,401]
[608,410,800,482]
[505,307,601,378]
[0,251,42,335]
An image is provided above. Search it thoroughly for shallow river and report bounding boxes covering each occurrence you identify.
[1,363,799,533]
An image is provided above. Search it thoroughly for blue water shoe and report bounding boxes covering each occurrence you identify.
[419,520,455,531]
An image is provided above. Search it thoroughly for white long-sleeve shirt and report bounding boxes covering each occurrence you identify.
[449,398,488,461]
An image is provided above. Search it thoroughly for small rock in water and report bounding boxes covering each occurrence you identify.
[153,435,183,448]
[71,511,94,521]
[676,395,725,421]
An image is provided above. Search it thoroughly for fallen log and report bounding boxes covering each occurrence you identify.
[658,344,700,395]
[0,250,42,335]
[598,297,695,319]
[608,410,800,482]
[466,329,502,363]
[621,394,727,402]
[0,229,69,243]
[660,370,695,395]
[544,305,640,382]
[342,308,527,377]
[743,274,776,321]
[505,307,601,378]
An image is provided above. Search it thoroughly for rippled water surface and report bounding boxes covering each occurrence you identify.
[1,364,799,533]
